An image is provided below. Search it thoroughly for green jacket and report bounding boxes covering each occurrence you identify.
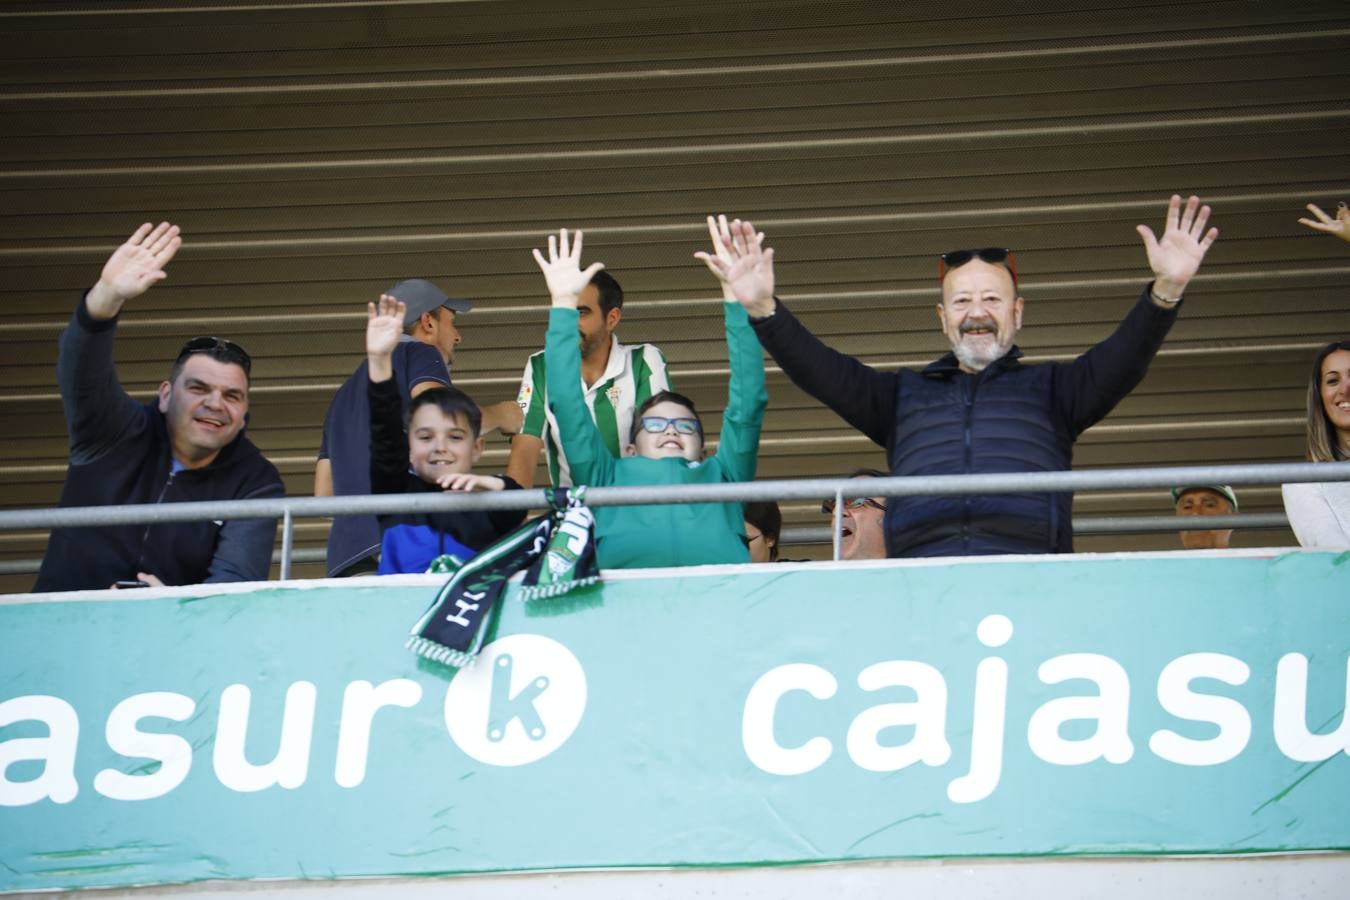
[545,302,767,568]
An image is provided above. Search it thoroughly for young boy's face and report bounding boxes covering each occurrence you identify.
[408,406,483,482]
[628,399,703,462]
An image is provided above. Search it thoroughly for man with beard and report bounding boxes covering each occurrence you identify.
[727,196,1218,557]
[34,222,284,591]
[506,269,672,487]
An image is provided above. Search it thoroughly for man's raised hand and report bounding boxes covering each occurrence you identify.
[696,214,751,303]
[531,227,604,308]
[86,222,183,321]
[694,216,775,318]
[1135,195,1218,301]
[1298,201,1350,243]
[366,294,405,382]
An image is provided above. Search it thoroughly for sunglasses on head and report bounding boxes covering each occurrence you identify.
[638,415,701,435]
[822,496,887,515]
[938,248,1018,286]
[176,336,252,376]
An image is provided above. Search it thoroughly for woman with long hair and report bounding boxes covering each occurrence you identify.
[1281,339,1350,548]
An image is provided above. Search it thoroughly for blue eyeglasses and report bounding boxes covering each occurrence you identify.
[638,416,701,435]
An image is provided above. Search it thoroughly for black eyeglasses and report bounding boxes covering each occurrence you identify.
[176,336,252,376]
[939,248,1018,286]
[822,496,887,515]
[638,416,701,435]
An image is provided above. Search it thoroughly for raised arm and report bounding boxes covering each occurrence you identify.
[696,216,768,481]
[59,222,185,463]
[535,228,616,487]
[85,221,183,320]
[1135,194,1218,304]
[1060,195,1220,433]
[704,216,898,447]
[366,295,413,494]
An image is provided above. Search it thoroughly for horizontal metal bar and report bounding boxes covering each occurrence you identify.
[0,513,1295,578]
[0,461,1343,533]
[782,513,1292,545]
[1071,512,1291,535]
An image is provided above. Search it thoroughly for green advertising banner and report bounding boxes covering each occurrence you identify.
[1,551,1348,893]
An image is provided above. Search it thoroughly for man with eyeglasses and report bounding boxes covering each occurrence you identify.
[725,196,1219,557]
[822,469,889,561]
[34,223,284,592]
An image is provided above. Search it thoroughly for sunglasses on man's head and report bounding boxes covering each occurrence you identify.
[938,247,1018,286]
[638,415,701,435]
[821,496,887,515]
[176,336,252,376]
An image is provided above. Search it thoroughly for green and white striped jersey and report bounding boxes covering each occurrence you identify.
[516,334,671,487]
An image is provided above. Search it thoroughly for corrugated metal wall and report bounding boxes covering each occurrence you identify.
[2,0,1348,591]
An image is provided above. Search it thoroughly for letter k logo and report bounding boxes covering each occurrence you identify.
[487,653,549,742]
[443,634,587,766]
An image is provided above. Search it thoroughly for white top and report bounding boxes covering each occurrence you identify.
[1281,480,1350,549]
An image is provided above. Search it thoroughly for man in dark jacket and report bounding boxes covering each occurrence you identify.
[34,222,284,592]
[701,197,1219,557]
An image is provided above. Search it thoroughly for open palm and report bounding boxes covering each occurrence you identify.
[366,295,405,358]
[694,217,775,316]
[1136,195,1218,295]
[100,222,181,301]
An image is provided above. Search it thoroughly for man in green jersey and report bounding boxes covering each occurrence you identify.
[506,269,672,487]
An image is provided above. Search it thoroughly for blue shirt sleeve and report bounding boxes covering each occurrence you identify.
[399,340,450,394]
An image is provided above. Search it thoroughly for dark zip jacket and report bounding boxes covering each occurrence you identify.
[750,286,1179,557]
[33,297,284,592]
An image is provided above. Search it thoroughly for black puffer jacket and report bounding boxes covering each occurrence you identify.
[751,287,1178,557]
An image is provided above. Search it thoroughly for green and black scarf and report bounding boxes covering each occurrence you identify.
[407,487,600,668]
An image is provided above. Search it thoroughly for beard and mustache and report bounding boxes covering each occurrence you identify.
[951,317,1014,372]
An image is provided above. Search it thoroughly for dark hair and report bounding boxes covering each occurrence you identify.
[630,390,701,443]
[169,337,252,385]
[591,269,623,316]
[743,500,782,561]
[1306,339,1350,462]
[407,386,482,438]
[847,467,886,479]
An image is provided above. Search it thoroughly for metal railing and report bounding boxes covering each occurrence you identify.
[1,461,1345,579]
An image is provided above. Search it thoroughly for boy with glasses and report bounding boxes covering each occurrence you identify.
[34,223,284,592]
[531,220,767,568]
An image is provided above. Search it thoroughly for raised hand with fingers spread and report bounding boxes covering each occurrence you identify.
[86,221,183,320]
[532,227,605,308]
[1297,201,1350,243]
[365,294,406,383]
[1135,194,1219,303]
[695,214,759,303]
[694,216,775,318]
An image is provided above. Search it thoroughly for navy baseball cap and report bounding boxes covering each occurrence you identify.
[387,278,473,326]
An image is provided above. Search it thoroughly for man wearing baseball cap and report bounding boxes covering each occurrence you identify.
[314,279,517,577]
[1172,484,1239,550]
